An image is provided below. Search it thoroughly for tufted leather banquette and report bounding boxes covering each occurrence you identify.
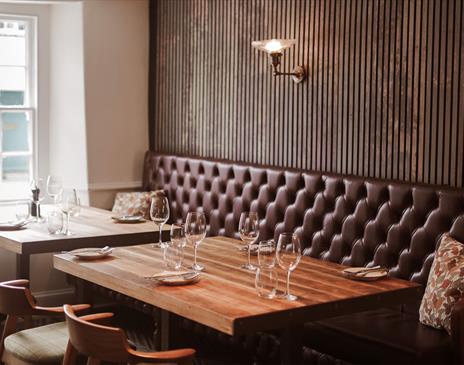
[143,151,464,364]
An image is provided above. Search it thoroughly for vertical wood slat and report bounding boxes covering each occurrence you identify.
[151,0,464,189]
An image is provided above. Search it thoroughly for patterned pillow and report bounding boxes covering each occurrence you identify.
[419,234,464,334]
[112,191,161,219]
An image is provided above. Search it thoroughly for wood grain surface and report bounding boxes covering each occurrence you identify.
[54,236,422,336]
[0,206,169,255]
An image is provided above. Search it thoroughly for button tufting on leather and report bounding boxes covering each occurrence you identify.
[144,152,464,287]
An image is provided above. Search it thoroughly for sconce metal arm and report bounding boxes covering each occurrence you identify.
[268,52,306,83]
[272,70,300,77]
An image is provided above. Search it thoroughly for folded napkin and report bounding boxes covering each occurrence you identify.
[65,246,112,255]
[0,220,27,231]
[342,266,388,278]
[147,270,196,279]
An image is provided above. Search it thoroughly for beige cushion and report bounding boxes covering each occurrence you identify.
[4,322,68,364]
[419,234,464,334]
[112,191,157,219]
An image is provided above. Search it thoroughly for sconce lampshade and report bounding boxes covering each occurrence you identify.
[251,38,305,84]
[251,38,296,54]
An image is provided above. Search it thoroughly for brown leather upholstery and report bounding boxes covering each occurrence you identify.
[143,152,464,283]
[452,297,464,363]
[304,309,455,364]
[143,151,464,364]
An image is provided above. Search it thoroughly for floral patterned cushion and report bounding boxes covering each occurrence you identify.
[112,191,160,219]
[419,234,464,334]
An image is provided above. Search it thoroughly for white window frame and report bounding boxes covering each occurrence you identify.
[0,14,37,202]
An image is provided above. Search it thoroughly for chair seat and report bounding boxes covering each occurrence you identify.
[304,308,455,365]
[4,322,68,364]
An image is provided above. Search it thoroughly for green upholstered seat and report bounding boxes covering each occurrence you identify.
[4,322,68,364]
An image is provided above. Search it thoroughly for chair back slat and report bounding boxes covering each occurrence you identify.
[64,305,130,363]
[0,280,36,315]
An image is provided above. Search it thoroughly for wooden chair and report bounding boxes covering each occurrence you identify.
[0,279,90,365]
[63,305,196,365]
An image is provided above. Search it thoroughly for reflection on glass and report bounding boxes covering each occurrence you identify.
[0,19,27,107]
[2,112,30,152]
[1,111,31,182]
[2,156,30,181]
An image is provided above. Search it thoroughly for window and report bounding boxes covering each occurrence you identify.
[0,15,36,201]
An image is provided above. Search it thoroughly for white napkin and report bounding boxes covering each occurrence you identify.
[148,270,196,279]
[0,220,27,230]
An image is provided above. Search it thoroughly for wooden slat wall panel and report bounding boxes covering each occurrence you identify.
[150,0,464,188]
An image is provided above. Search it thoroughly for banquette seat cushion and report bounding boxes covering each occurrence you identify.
[304,308,455,365]
[143,151,464,364]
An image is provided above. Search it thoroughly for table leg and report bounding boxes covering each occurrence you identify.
[153,309,170,351]
[160,310,170,350]
[280,325,303,365]
[75,279,94,304]
[16,254,30,280]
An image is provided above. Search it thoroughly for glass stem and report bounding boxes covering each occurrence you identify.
[247,244,252,266]
[194,244,198,266]
[159,223,164,245]
[65,213,70,234]
[286,270,291,297]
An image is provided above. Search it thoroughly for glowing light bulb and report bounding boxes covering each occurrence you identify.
[264,39,283,53]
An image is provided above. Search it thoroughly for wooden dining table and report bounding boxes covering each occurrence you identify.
[0,205,169,280]
[54,236,422,364]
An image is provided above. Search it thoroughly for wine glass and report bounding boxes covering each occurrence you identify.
[60,193,78,236]
[238,212,259,271]
[185,212,207,271]
[71,189,81,217]
[150,195,170,248]
[46,175,63,208]
[30,178,45,222]
[276,232,302,301]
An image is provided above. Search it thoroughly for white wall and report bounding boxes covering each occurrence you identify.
[48,1,88,201]
[0,2,65,297]
[0,0,149,302]
[82,0,149,208]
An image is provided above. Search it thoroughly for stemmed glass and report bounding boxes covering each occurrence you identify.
[150,195,170,248]
[276,232,302,301]
[238,212,259,271]
[29,178,45,222]
[185,212,207,271]
[71,189,81,217]
[46,175,63,208]
[60,193,78,236]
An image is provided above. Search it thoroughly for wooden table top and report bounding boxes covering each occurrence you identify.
[54,236,422,336]
[0,206,168,255]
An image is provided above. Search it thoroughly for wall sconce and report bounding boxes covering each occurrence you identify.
[251,38,306,83]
